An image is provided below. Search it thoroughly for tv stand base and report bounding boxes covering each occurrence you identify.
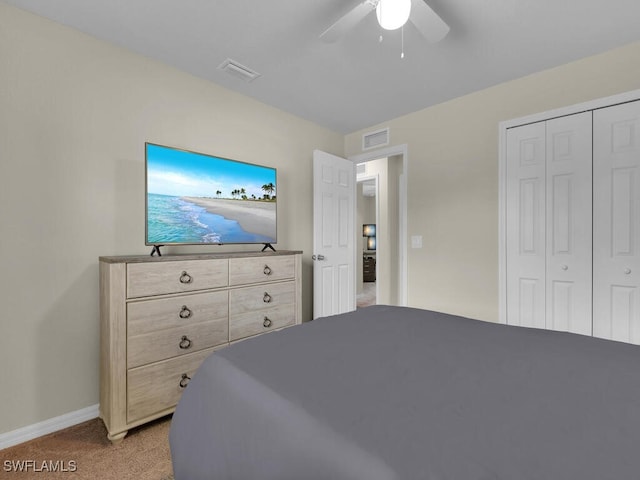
[261,243,276,252]
[150,245,164,256]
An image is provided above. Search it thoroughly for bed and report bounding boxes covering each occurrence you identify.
[169,305,640,479]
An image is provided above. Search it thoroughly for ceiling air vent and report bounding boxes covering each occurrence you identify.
[218,58,261,83]
[362,127,389,150]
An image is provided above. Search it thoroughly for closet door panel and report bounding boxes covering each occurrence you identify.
[593,100,640,344]
[506,122,546,328]
[545,112,592,335]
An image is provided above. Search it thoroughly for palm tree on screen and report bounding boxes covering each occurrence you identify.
[262,183,275,200]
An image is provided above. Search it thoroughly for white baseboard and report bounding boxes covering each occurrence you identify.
[0,404,99,451]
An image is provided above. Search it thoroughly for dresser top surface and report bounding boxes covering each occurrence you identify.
[100,250,303,264]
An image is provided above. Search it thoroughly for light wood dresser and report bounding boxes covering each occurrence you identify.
[99,250,302,443]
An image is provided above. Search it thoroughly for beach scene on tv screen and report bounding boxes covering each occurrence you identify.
[146,144,276,244]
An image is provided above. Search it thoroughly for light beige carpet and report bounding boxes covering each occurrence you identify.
[357,281,377,308]
[0,416,173,479]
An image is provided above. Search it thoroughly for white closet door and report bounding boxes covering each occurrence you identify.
[545,112,592,335]
[506,122,546,328]
[593,100,640,344]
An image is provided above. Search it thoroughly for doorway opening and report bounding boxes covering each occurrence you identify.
[351,148,407,308]
[357,175,378,308]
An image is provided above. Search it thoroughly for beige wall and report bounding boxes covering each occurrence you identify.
[0,3,343,435]
[345,40,640,323]
[387,155,402,305]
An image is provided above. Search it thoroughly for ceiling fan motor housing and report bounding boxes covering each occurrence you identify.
[376,0,412,30]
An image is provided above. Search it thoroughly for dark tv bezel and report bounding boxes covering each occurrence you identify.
[144,142,277,247]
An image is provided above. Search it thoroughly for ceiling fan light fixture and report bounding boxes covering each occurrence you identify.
[376,0,412,30]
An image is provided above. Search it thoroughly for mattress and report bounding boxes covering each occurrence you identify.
[170,305,640,479]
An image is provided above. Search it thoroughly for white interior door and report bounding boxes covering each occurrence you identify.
[313,150,356,319]
[506,121,546,328]
[545,112,592,335]
[593,100,640,343]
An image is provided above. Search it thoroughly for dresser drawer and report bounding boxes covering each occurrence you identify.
[229,304,296,341]
[127,319,228,368]
[229,281,296,314]
[127,259,228,298]
[229,255,295,286]
[127,291,228,336]
[127,348,214,422]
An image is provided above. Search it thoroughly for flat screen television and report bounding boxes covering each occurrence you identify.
[145,143,277,251]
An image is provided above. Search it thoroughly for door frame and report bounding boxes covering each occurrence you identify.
[498,88,640,325]
[349,144,408,306]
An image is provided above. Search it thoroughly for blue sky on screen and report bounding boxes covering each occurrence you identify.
[146,144,276,198]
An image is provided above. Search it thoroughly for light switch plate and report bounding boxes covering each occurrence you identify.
[411,235,423,249]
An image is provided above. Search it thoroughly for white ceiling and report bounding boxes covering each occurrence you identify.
[5,0,640,133]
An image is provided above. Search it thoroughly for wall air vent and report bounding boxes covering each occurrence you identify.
[218,58,261,83]
[362,127,389,150]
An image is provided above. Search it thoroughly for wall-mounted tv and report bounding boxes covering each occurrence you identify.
[146,143,276,249]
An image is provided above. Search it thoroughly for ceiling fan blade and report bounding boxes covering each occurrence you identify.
[319,1,375,43]
[410,0,450,43]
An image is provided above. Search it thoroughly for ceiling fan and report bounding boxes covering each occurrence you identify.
[320,0,450,44]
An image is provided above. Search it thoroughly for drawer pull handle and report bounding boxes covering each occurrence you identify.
[179,271,193,284]
[179,374,191,389]
[263,265,272,276]
[179,305,192,319]
[263,317,273,328]
[179,335,192,349]
[263,292,272,303]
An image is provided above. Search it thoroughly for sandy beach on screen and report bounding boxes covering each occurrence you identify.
[182,197,276,240]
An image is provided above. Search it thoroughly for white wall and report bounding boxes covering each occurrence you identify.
[345,40,640,322]
[0,3,343,435]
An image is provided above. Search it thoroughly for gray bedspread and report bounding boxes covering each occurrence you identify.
[170,305,640,479]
